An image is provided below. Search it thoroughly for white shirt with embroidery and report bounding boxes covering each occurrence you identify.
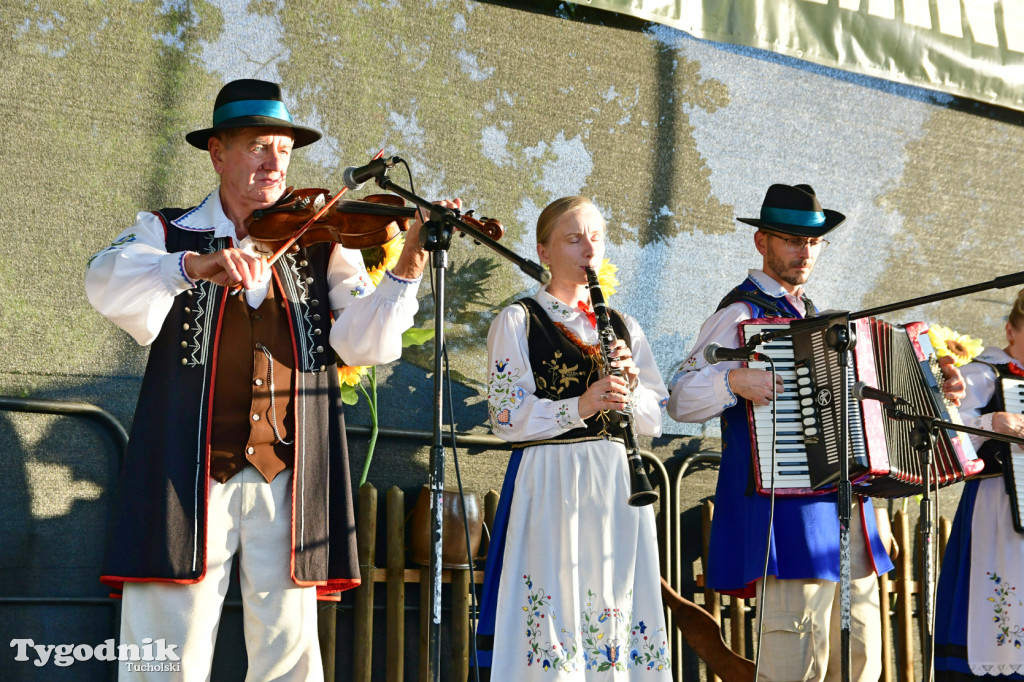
[486,286,667,442]
[666,269,809,424]
[84,188,420,367]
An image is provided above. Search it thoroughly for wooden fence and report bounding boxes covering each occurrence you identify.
[330,482,947,682]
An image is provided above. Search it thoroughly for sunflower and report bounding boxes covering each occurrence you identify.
[597,258,619,298]
[337,364,369,387]
[928,324,984,367]
[362,234,405,288]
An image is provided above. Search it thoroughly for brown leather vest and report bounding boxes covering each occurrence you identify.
[208,282,295,483]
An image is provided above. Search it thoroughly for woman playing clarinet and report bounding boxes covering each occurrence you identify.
[474,196,672,680]
[935,290,1024,680]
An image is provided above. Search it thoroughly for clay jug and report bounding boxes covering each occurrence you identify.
[409,485,483,568]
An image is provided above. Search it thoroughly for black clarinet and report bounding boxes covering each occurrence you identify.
[584,266,659,507]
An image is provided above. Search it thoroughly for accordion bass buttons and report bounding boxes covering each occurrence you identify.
[796,366,821,439]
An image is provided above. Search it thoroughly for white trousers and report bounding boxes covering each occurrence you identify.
[119,466,322,682]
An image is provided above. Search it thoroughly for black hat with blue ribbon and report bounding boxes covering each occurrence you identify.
[185,79,321,150]
[737,184,845,237]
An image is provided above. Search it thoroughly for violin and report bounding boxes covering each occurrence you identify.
[245,186,504,253]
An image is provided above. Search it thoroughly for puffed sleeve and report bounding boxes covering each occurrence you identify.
[328,244,422,367]
[486,303,589,442]
[622,313,667,437]
[84,212,197,345]
[960,359,999,450]
[666,302,750,423]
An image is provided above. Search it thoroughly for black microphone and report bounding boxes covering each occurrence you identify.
[342,156,401,190]
[702,342,765,365]
[852,381,910,409]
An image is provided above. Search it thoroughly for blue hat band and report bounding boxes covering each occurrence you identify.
[212,99,293,126]
[761,206,825,227]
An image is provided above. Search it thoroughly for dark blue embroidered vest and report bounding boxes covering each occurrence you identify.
[719,278,814,495]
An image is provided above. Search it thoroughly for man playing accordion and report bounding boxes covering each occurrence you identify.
[667,184,896,681]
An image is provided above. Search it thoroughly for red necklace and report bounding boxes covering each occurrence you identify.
[554,321,601,357]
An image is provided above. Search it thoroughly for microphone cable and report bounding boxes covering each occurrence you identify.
[415,157,481,682]
[752,356,779,680]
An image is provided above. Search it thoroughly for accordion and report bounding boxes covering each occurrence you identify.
[739,316,983,498]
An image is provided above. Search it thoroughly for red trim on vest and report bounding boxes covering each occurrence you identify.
[315,579,361,601]
[151,210,170,241]
[272,266,306,586]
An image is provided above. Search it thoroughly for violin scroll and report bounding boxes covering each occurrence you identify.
[460,209,504,242]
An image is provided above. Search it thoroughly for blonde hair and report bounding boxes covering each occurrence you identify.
[1010,289,1024,330]
[536,196,595,245]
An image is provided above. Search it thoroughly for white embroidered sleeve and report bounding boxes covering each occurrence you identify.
[486,304,586,441]
[666,302,751,423]
[328,244,422,368]
[960,361,999,451]
[84,212,196,346]
[622,314,668,437]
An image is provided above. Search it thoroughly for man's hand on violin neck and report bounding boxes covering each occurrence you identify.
[391,198,462,281]
[183,249,268,289]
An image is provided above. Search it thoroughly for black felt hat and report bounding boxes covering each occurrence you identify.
[185,79,321,150]
[737,184,845,237]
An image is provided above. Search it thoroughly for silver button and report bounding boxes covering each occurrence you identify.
[255,379,264,386]
[313,314,321,322]
[306,277,314,284]
[246,446,255,455]
[314,329,322,336]
[299,260,308,267]
[310,299,319,307]
[316,346,324,353]
[252,414,260,421]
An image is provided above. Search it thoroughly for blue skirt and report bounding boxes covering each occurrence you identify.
[472,448,524,680]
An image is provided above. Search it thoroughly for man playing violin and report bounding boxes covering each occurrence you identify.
[85,78,456,681]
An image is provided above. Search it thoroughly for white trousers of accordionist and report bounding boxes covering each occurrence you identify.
[754,508,883,682]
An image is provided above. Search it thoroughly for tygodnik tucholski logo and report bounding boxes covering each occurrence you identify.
[10,637,181,671]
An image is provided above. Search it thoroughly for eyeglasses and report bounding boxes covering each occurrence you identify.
[764,231,829,253]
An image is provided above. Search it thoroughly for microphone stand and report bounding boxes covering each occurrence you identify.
[370,169,548,682]
[880,411,1024,682]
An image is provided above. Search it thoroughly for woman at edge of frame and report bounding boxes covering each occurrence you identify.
[935,289,1024,681]
[473,196,672,680]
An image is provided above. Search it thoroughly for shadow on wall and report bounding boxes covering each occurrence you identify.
[0,393,122,681]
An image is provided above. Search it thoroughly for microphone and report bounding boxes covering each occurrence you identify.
[702,342,765,365]
[852,381,910,409]
[342,156,401,190]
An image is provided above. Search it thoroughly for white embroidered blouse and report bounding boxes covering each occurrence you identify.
[485,286,667,443]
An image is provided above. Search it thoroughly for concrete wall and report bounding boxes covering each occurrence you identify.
[2,0,1022,679]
